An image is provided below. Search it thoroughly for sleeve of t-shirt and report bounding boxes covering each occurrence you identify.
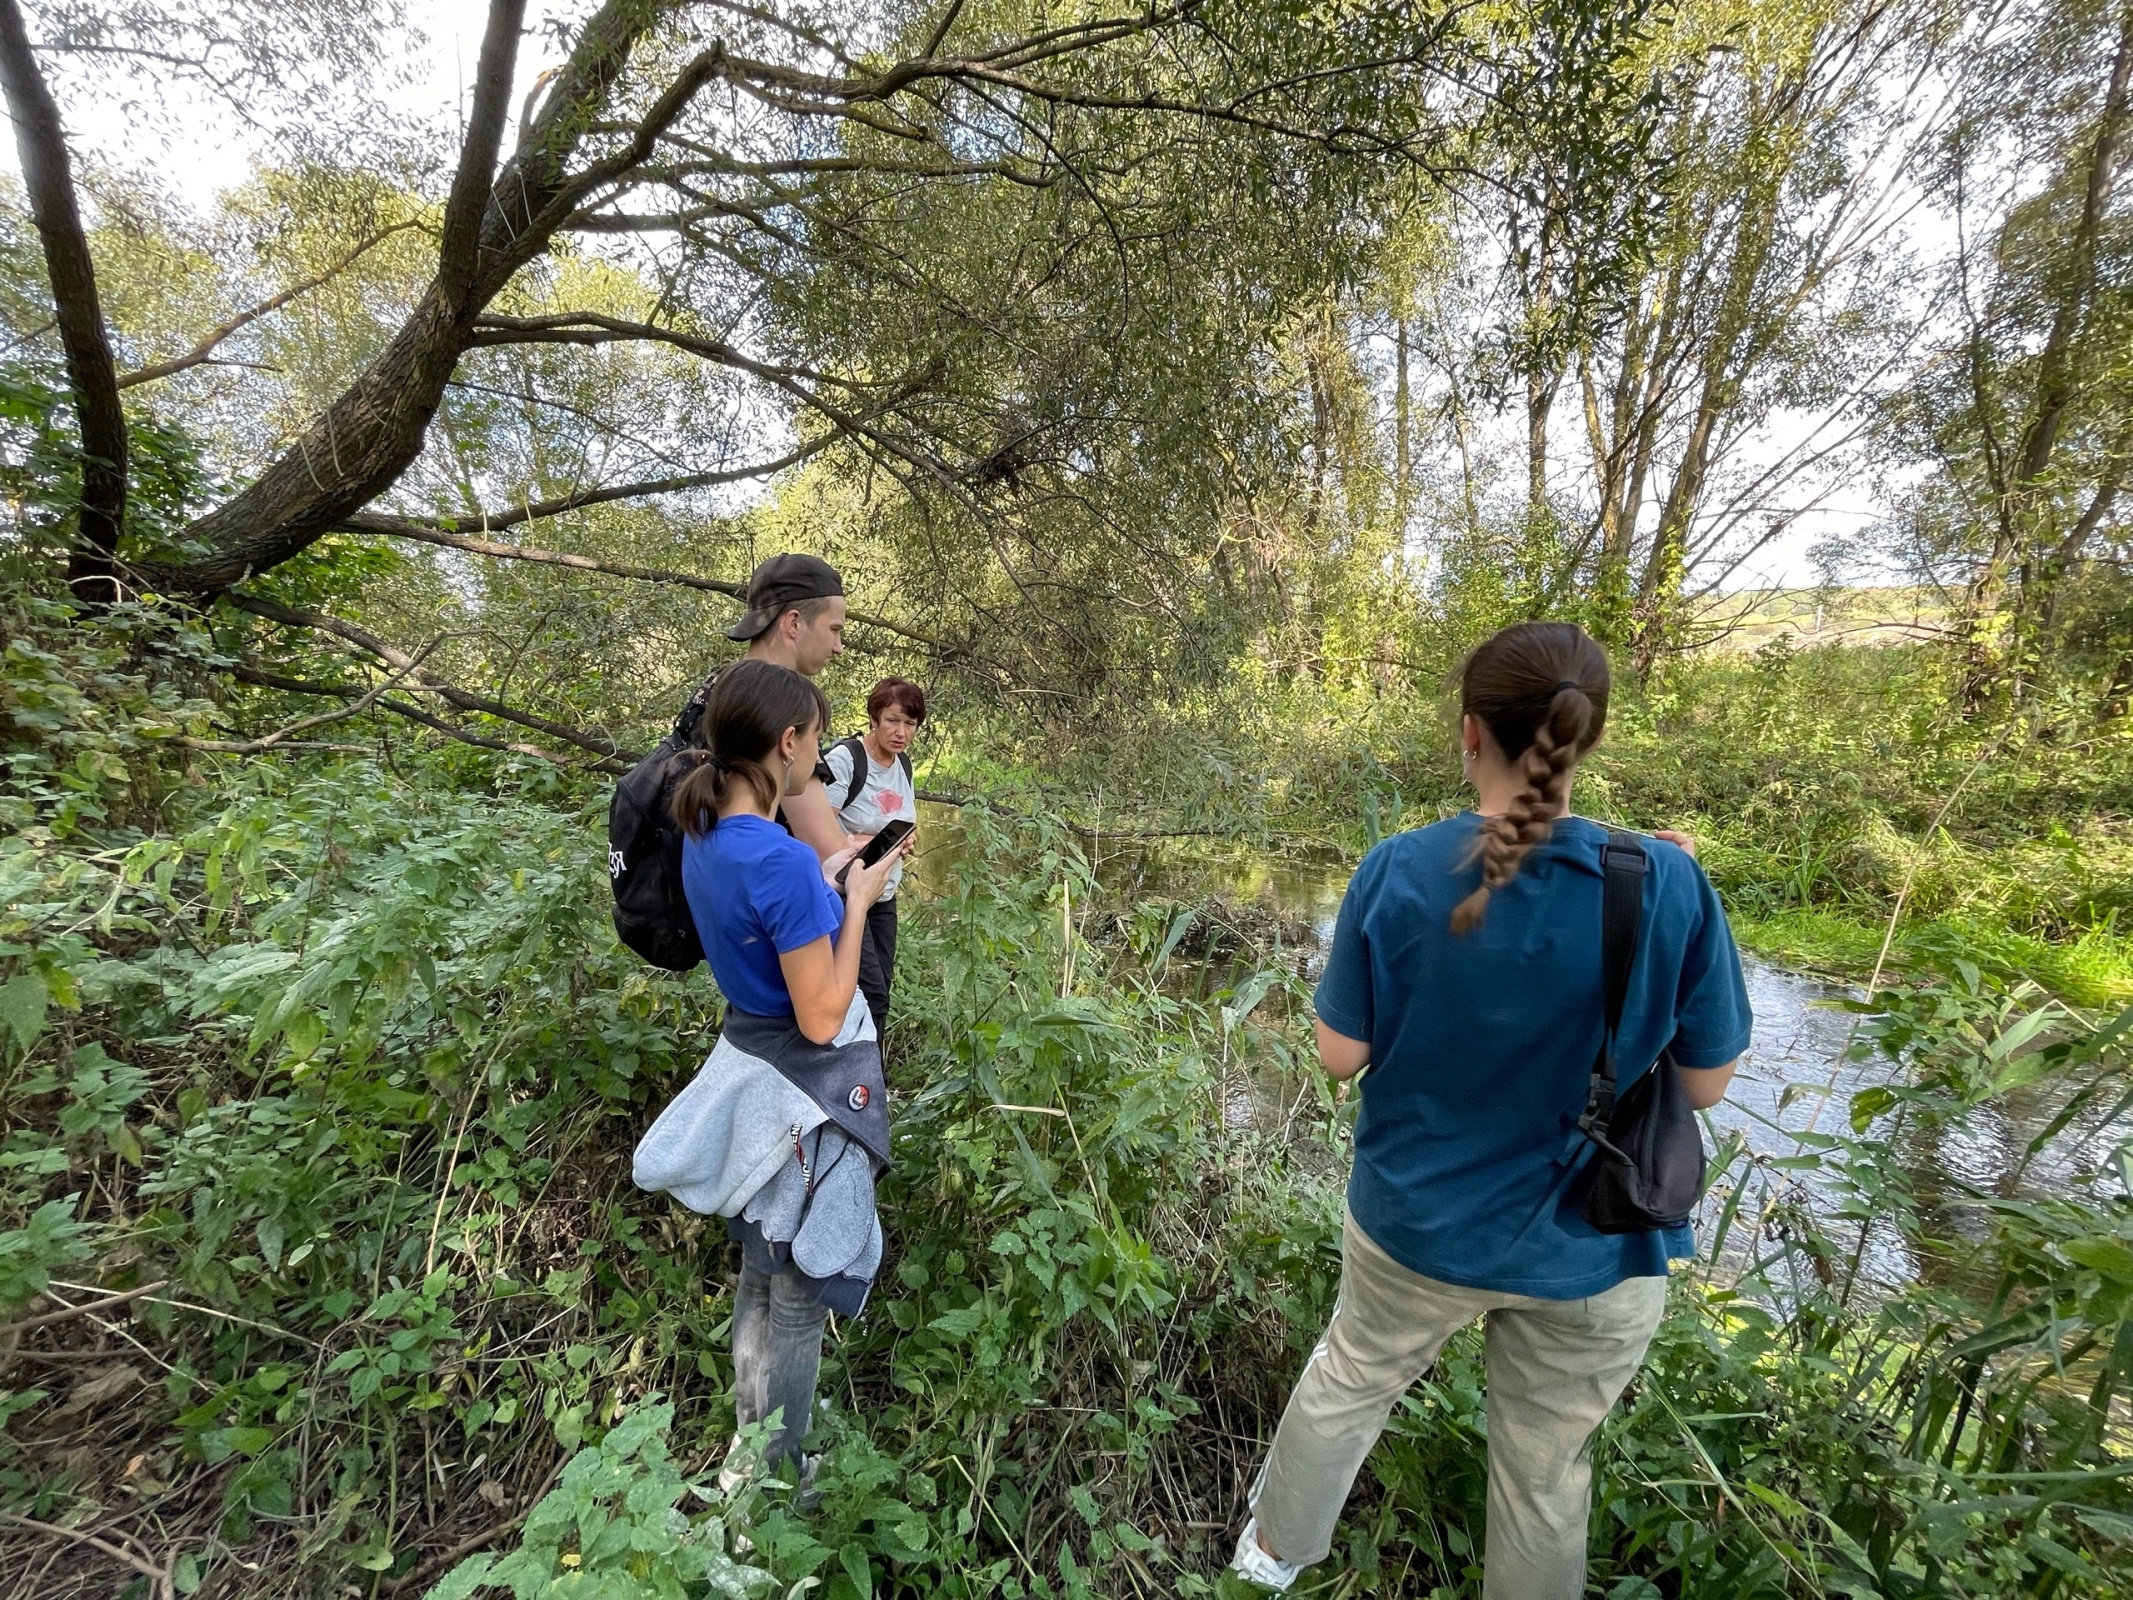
[1313,860,1375,1042]
[1668,859,1754,1069]
[756,841,844,954]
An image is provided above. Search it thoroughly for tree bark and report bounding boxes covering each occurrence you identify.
[1962,6,2133,699]
[2012,5,2133,493]
[1526,365,1553,523]
[0,0,126,603]
[137,0,537,593]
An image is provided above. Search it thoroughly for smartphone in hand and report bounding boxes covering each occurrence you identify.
[836,818,914,889]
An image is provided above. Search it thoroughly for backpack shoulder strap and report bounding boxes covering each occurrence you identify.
[673,665,721,745]
[897,749,913,783]
[1580,829,1649,1136]
[833,735,869,811]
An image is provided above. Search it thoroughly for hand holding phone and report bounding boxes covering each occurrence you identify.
[836,818,914,890]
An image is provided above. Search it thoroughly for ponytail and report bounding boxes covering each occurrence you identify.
[1448,623,1611,934]
[668,659,828,839]
[669,750,735,841]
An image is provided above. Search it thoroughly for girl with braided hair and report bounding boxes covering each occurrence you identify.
[1232,622,1752,1597]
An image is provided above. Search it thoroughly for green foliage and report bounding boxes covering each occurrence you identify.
[0,600,2128,1598]
[0,1198,93,1310]
[428,1401,777,1600]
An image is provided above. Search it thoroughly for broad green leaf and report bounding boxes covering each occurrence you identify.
[2062,1236,2133,1283]
[0,973,47,1053]
[839,1542,873,1600]
[927,1306,986,1339]
[2074,1508,2133,1543]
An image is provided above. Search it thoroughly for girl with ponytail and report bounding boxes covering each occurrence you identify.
[634,658,910,1494]
[1232,622,1753,1597]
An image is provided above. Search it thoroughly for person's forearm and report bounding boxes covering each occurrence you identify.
[1683,1058,1738,1109]
[833,896,869,1003]
[1314,1016,1370,1081]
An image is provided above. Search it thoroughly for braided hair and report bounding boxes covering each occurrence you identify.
[1448,622,1611,935]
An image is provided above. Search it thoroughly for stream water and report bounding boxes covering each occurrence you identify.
[906,803,2126,1293]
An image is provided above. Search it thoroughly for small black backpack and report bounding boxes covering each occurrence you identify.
[1574,830,1709,1233]
[606,691,713,972]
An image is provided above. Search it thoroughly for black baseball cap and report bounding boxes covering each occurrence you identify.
[724,552,845,641]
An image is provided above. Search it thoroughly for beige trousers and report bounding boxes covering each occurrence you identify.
[1250,1208,1667,1599]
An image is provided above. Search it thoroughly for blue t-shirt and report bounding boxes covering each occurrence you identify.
[1315,813,1753,1298]
[682,814,842,1018]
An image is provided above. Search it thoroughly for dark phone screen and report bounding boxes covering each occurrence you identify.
[859,818,914,866]
[837,819,914,888]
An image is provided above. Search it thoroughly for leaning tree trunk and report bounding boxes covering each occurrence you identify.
[135,0,724,596]
[0,0,127,603]
[138,0,534,592]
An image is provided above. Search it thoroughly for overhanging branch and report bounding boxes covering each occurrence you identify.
[340,513,963,657]
[467,311,899,395]
[223,591,628,765]
[231,664,581,766]
[352,442,832,534]
[118,222,425,390]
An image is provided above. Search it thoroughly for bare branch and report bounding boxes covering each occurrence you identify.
[117,221,425,390]
[920,0,969,60]
[230,663,571,762]
[438,0,528,305]
[0,1512,169,1597]
[466,311,900,394]
[186,637,445,752]
[222,591,628,764]
[342,513,960,656]
[0,1280,169,1335]
[365,444,832,535]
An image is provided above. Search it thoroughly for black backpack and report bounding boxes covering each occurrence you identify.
[828,735,913,812]
[606,691,715,972]
[1574,830,1709,1233]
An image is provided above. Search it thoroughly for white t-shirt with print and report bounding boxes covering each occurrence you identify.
[824,738,916,900]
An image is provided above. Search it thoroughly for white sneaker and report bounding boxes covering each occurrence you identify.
[1229,1518,1302,1591]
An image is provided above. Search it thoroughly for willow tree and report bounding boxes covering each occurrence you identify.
[1,0,1536,758]
[1889,0,2133,701]
[1537,0,1947,671]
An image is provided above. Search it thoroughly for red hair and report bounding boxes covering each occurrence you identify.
[866,677,926,723]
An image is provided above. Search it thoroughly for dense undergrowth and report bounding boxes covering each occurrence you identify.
[2,600,2131,1598]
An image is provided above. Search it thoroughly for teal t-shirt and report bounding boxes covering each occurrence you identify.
[1314,814,1752,1298]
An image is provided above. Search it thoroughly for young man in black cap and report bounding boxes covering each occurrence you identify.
[694,552,850,858]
